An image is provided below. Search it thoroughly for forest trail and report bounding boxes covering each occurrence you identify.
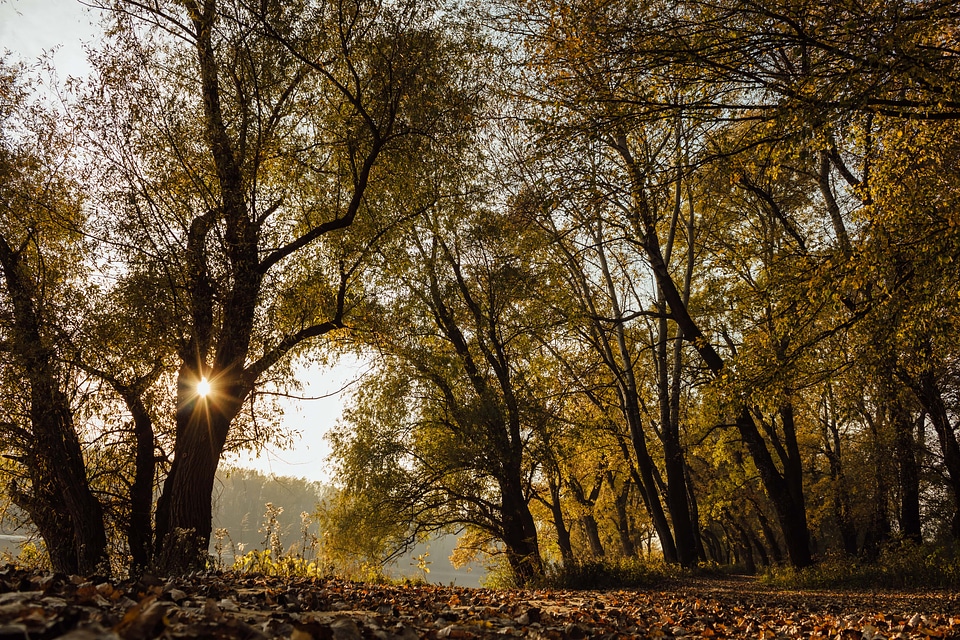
[1,566,958,638]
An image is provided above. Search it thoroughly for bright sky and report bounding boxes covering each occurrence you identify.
[0,0,96,78]
[1,0,359,484]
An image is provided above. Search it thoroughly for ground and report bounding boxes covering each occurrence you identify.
[0,567,958,639]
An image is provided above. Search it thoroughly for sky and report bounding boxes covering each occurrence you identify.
[0,0,360,484]
[0,0,96,78]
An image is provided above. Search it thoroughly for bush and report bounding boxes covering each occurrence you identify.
[762,542,960,590]
[538,557,680,590]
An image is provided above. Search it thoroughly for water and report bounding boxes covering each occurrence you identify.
[0,534,28,558]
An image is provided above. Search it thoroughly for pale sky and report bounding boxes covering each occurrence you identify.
[1,0,356,484]
[0,0,98,78]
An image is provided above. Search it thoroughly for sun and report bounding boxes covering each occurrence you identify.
[197,376,211,397]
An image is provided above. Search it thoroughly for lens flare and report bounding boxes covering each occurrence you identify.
[197,376,211,397]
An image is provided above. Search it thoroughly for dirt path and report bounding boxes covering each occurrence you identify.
[1,567,958,638]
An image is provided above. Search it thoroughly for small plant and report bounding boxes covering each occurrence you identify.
[260,503,285,560]
[213,527,234,571]
[4,540,50,571]
[410,549,431,583]
[228,503,328,578]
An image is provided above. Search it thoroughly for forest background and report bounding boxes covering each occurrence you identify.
[2,0,960,590]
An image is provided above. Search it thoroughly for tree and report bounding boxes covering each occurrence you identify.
[332,199,556,585]
[0,60,109,574]
[79,0,480,572]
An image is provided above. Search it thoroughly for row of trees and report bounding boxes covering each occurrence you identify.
[323,0,960,583]
[2,0,960,586]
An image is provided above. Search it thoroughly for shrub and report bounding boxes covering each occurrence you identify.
[538,557,680,590]
[762,542,960,590]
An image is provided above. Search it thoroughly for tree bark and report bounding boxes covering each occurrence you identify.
[607,473,637,558]
[911,370,960,538]
[154,365,244,573]
[0,237,108,575]
[546,475,575,567]
[894,403,923,543]
[500,475,543,586]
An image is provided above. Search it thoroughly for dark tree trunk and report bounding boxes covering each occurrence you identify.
[656,294,698,567]
[568,473,605,558]
[154,366,244,573]
[895,405,923,543]
[737,407,812,567]
[685,464,707,562]
[620,402,678,563]
[606,472,637,557]
[581,515,605,559]
[546,475,575,567]
[821,412,857,555]
[911,371,960,538]
[111,384,157,576]
[500,475,543,586]
[701,528,724,564]
[735,523,757,574]
[0,237,108,575]
[661,425,697,566]
[753,506,784,564]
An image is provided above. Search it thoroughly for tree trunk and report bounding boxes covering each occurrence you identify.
[753,505,784,565]
[500,475,543,586]
[821,411,857,555]
[911,370,960,538]
[568,473,605,558]
[546,475,575,567]
[580,515,606,559]
[154,366,242,573]
[661,425,697,566]
[895,405,923,543]
[607,472,637,558]
[0,237,109,575]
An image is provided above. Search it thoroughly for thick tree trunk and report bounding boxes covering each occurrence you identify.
[154,367,242,573]
[12,466,80,575]
[894,404,923,543]
[580,515,605,558]
[0,238,108,575]
[500,476,543,586]
[661,427,697,566]
[114,387,157,576]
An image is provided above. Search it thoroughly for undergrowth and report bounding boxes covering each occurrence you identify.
[762,543,960,590]
[535,557,682,590]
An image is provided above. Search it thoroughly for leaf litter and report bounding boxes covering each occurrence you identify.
[0,568,958,639]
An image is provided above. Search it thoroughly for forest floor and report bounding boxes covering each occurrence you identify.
[0,566,958,639]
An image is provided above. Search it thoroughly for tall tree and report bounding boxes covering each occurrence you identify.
[0,61,109,574]
[332,199,555,585]
[83,0,479,571]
